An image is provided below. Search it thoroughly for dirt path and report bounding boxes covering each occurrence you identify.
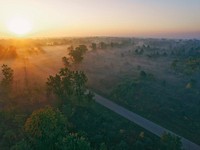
[94,93,200,150]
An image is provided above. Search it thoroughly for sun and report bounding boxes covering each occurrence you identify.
[7,16,32,36]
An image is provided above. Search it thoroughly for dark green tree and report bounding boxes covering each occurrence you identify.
[69,45,88,63]
[11,139,32,150]
[1,130,17,148]
[46,67,93,105]
[24,106,68,150]
[56,133,91,150]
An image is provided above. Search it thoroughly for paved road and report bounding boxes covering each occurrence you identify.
[94,93,200,150]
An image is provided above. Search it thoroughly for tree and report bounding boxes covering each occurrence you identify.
[99,42,107,49]
[1,64,14,90]
[78,45,88,53]
[46,67,93,105]
[11,139,32,150]
[56,133,91,150]
[68,45,74,51]
[62,56,70,67]
[91,43,97,51]
[24,106,92,150]
[160,132,182,150]
[24,106,68,149]
[140,71,147,79]
[115,140,128,150]
[69,45,88,63]
[1,130,17,148]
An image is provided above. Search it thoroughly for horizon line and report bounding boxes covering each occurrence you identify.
[0,35,200,40]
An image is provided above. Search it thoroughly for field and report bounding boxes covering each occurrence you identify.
[0,37,199,149]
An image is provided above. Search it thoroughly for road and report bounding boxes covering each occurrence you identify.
[94,93,200,150]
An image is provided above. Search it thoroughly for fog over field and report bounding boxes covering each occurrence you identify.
[0,0,200,149]
[0,37,200,149]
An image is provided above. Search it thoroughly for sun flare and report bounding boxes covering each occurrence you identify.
[6,16,32,36]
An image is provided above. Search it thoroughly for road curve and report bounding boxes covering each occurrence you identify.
[94,93,200,150]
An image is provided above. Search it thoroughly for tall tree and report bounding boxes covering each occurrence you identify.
[69,45,88,64]
[1,64,14,90]
[46,67,93,105]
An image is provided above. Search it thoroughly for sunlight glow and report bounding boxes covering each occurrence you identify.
[6,16,32,36]
[0,0,199,38]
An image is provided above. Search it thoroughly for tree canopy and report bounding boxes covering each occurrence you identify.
[69,45,88,63]
[46,67,93,106]
[24,106,68,149]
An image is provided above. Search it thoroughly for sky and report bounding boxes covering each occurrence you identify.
[0,0,200,39]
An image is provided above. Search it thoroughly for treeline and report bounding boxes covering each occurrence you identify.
[89,40,133,51]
